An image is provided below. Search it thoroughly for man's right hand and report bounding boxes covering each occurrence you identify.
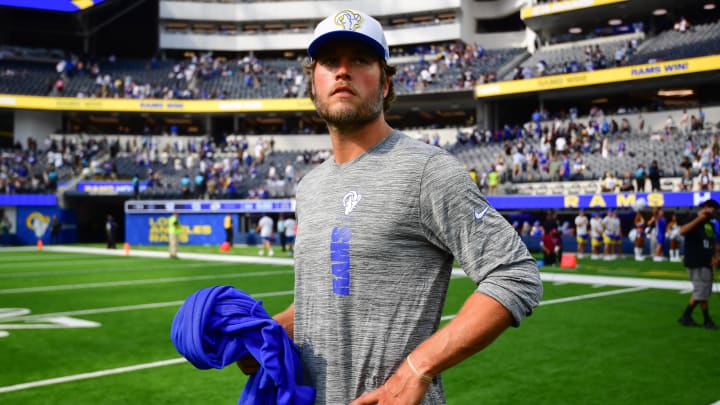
[237,354,260,375]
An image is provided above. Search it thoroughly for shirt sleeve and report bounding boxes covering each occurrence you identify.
[418,152,543,326]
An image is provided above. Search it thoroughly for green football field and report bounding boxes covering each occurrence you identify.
[0,246,718,404]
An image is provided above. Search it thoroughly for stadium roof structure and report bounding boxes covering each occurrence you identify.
[523,0,710,38]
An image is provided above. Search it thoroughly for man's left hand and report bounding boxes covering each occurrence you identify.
[349,361,430,405]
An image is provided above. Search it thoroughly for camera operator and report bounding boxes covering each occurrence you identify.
[678,199,719,329]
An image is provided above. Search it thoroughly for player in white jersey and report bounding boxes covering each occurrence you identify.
[256,214,275,256]
[589,212,604,260]
[574,210,589,258]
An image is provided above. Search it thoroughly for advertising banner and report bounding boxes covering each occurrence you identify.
[125,213,225,245]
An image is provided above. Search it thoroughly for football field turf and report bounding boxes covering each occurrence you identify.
[0,246,718,404]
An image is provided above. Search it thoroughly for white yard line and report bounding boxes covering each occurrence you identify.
[0,358,188,394]
[0,270,294,295]
[0,261,238,279]
[14,290,295,321]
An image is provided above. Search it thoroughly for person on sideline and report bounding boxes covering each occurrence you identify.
[575,209,589,259]
[277,213,287,252]
[284,214,297,256]
[223,213,234,247]
[648,208,667,261]
[50,214,62,244]
[678,199,718,330]
[667,213,682,262]
[105,214,118,249]
[237,10,542,404]
[590,212,604,260]
[256,213,274,256]
[168,212,181,258]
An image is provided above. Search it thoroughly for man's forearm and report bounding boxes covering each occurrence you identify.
[408,292,513,378]
[273,302,295,340]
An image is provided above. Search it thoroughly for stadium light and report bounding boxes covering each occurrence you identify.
[608,19,622,26]
[657,89,694,97]
[704,3,716,10]
[568,27,582,34]
[652,8,667,16]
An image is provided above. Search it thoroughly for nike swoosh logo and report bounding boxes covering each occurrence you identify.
[474,206,490,220]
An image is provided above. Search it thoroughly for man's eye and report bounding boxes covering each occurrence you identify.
[318,57,338,66]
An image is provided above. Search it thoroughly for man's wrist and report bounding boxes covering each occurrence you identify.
[406,354,433,384]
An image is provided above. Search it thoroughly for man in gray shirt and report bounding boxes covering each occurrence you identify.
[239,9,543,404]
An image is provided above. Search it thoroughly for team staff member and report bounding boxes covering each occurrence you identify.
[678,199,718,330]
[224,213,234,247]
[238,9,542,404]
[168,212,182,258]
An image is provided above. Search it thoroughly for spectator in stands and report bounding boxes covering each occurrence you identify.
[619,118,631,134]
[680,109,689,136]
[698,107,706,129]
[675,16,691,33]
[487,166,499,195]
[548,153,562,181]
[697,167,713,191]
[601,172,618,193]
[648,160,662,191]
[132,175,140,198]
[619,171,635,192]
[180,174,191,198]
[637,114,645,134]
[679,169,694,191]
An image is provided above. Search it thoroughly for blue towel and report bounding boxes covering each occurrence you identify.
[171,286,315,405]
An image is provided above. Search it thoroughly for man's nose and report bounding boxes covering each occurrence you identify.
[334,59,351,80]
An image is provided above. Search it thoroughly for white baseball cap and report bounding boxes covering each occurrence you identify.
[308,9,389,61]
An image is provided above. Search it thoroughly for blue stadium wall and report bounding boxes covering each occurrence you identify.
[1,194,78,245]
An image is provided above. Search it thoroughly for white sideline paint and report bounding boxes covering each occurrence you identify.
[0,358,187,394]
[41,245,295,266]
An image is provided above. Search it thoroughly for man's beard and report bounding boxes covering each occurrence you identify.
[314,84,384,133]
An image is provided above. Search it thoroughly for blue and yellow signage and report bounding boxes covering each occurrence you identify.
[476,55,720,99]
